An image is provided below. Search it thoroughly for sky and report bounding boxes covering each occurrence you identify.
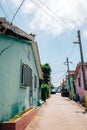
[0,0,87,86]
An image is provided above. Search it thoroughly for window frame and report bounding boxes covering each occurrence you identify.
[21,63,32,87]
[78,76,81,87]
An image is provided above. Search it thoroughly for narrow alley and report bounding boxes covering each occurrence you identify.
[25,93,87,130]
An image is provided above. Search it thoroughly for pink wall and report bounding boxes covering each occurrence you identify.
[75,65,87,100]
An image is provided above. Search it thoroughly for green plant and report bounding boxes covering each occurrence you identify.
[9,114,23,121]
[41,84,49,101]
[8,107,33,121]
[41,63,51,84]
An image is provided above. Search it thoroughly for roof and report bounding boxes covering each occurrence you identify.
[0,17,43,79]
[69,70,75,75]
[31,41,43,79]
[0,17,34,41]
[74,62,87,79]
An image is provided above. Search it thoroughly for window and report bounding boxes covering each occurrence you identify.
[34,75,37,88]
[78,77,81,87]
[21,64,32,87]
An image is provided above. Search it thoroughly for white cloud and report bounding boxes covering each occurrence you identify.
[9,0,22,7]
[23,1,36,14]
[82,30,87,38]
[6,0,87,36]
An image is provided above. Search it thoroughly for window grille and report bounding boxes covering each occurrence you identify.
[21,64,32,87]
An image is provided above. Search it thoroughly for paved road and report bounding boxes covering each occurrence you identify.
[25,93,87,130]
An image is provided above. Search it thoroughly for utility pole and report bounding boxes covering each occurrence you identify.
[74,30,87,90]
[74,30,87,109]
[78,30,87,90]
[66,57,71,91]
[64,57,72,98]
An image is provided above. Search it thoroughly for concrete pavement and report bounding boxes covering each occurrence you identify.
[25,93,87,130]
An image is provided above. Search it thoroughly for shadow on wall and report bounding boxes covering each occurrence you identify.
[11,103,19,118]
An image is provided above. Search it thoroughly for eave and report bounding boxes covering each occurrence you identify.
[0,17,43,79]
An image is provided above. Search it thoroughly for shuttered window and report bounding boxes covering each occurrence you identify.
[21,64,32,87]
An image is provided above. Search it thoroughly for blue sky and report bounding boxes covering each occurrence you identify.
[0,0,87,86]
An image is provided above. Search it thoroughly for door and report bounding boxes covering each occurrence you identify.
[29,85,33,106]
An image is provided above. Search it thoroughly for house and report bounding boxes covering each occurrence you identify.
[65,75,69,90]
[69,71,76,99]
[74,62,87,101]
[0,17,43,122]
[65,71,76,99]
[61,78,66,89]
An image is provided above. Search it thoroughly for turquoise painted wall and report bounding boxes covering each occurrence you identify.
[65,78,69,91]
[70,74,76,99]
[0,34,39,122]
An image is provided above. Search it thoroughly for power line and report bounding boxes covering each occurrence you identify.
[5,0,13,15]
[52,69,67,74]
[31,0,77,36]
[0,1,9,20]
[31,0,67,34]
[32,0,79,65]
[52,71,67,76]
[68,44,75,58]
[38,0,77,35]
[52,71,67,83]
[31,0,79,65]
[11,0,26,23]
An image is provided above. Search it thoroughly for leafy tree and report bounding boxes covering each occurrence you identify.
[41,63,51,84]
[40,63,51,101]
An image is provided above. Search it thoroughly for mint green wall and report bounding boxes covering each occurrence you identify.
[65,78,69,91]
[70,74,75,98]
[0,34,39,122]
[65,75,76,98]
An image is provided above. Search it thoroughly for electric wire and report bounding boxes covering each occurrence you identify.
[31,0,80,74]
[52,71,67,83]
[11,0,26,23]
[5,0,13,15]
[3,0,77,36]
[0,1,9,20]
[52,70,67,75]
[31,0,77,36]
[38,0,77,35]
[0,0,80,84]
[67,44,76,59]
[31,0,70,34]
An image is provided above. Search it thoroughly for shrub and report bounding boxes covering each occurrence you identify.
[41,84,49,101]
